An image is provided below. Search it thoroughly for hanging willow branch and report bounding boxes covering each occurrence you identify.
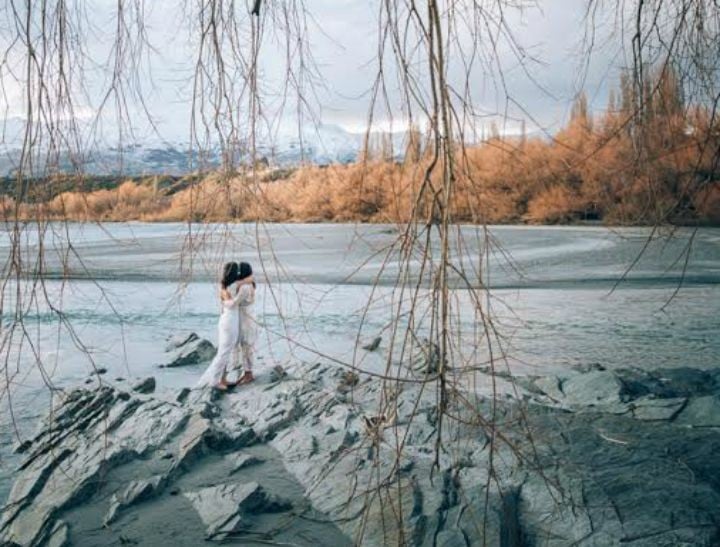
[0,1,718,544]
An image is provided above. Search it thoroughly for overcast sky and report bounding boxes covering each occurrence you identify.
[1,0,627,144]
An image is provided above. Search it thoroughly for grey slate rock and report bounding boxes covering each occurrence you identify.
[13,439,32,454]
[184,482,291,539]
[174,414,213,468]
[0,386,186,546]
[165,332,199,352]
[104,475,166,525]
[45,519,70,547]
[561,370,624,406]
[533,375,565,401]
[5,362,720,547]
[361,336,382,351]
[268,365,287,383]
[674,395,720,427]
[631,397,687,421]
[615,367,720,400]
[228,453,263,474]
[176,387,191,403]
[436,529,467,547]
[131,377,156,394]
[163,336,216,368]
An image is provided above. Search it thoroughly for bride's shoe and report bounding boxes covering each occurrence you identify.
[236,372,255,385]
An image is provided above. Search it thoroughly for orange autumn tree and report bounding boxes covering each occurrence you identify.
[5,67,718,226]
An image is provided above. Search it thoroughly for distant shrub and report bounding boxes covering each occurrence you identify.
[9,69,720,226]
[526,186,584,224]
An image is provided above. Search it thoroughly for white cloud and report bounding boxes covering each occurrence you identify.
[0,0,624,145]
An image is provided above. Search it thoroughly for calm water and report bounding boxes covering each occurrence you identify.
[0,222,719,502]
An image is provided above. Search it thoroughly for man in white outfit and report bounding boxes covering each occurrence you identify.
[232,261,256,386]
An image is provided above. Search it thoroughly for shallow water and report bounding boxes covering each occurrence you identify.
[4,222,719,286]
[0,222,719,503]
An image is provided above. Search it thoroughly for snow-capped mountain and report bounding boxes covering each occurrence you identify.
[0,121,409,176]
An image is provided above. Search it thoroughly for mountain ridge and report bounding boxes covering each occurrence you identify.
[0,122,411,176]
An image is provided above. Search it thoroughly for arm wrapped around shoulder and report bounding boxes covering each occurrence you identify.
[236,283,255,307]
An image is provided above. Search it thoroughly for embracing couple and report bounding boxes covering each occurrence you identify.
[197,261,256,391]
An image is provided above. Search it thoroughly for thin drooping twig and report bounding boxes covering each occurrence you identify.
[0,2,718,545]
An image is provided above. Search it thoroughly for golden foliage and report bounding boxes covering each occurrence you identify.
[7,71,720,226]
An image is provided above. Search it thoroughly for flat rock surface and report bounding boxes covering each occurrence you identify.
[675,395,720,427]
[631,396,687,420]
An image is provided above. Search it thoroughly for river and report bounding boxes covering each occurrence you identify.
[0,222,718,502]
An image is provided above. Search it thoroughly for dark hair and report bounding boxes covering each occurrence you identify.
[238,261,256,288]
[220,262,239,289]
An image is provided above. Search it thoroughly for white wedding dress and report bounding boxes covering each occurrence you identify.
[196,284,254,388]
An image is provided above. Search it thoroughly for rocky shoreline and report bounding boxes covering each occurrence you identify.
[1,353,719,546]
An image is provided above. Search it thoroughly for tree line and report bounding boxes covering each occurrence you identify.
[3,68,718,226]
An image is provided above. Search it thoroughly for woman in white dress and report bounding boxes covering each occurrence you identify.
[196,262,253,390]
[232,261,256,385]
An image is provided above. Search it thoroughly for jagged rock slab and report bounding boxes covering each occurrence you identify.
[0,387,189,546]
[524,411,720,546]
[361,336,382,352]
[4,362,720,546]
[165,332,200,352]
[533,375,565,401]
[561,370,625,406]
[45,519,70,547]
[268,364,287,383]
[104,475,166,525]
[631,396,687,421]
[108,399,188,454]
[132,376,156,394]
[184,482,291,540]
[176,387,191,403]
[174,414,213,468]
[674,395,720,427]
[162,334,216,368]
[228,453,263,474]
